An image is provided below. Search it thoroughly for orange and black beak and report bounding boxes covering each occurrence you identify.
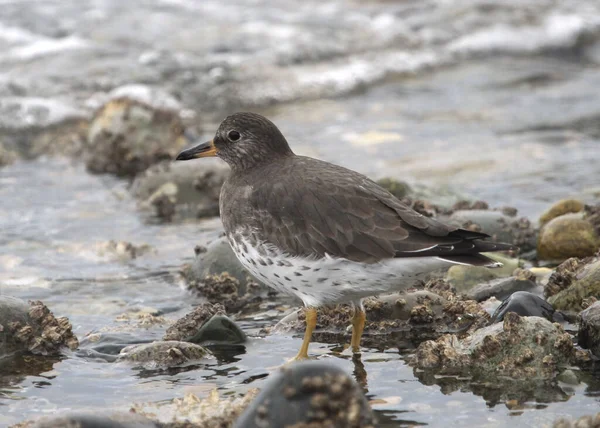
[175,140,217,160]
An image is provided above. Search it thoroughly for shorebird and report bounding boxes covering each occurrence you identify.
[176,112,514,360]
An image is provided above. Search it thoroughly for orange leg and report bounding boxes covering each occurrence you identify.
[350,307,366,353]
[292,307,317,361]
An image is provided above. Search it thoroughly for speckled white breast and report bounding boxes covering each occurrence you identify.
[226,231,452,307]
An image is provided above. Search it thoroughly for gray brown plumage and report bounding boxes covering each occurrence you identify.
[176,112,516,359]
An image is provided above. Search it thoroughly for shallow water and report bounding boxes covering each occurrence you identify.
[1,0,600,426]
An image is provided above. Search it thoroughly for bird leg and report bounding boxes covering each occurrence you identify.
[292,307,317,361]
[350,306,366,353]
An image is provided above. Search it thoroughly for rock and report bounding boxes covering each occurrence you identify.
[234,361,376,428]
[491,291,561,323]
[188,315,246,345]
[545,257,588,298]
[85,98,187,178]
[117,341,211,368]
[539,199,586,226]
[96,240,154,261]
[78,332,144,359]
[185,272,262,313]
[412,312,578,379]
[537,212,600,261]
[130,159,228,221]
[0,97,89,159]
[552,413,600,428]
[187,237,250,287]
[0,142,17,166]
[376,178,412,200]
[0,97,86,132]
[548,257,600,312]
[28,119,90,159]
[163,303,246,344]
[448,208,536,252]
[445,254,520,292]
[466,270,538,302]
[274,284,490,347]
[27,413,157,428]
[132,389,259,427]
[578,301,600,358]
[183,237,272,302]
[0,296,78,357]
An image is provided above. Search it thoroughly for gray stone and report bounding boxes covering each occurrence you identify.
[85,98,187,178]
[117,341,211,367]
[578,301,600,358]
[163,303,246,344]
[446,254,520,292]
[467,275,538,302]
[448,209,536,251]
[491,291,560,323]
[131,159,228,220]
[185,237,264,296]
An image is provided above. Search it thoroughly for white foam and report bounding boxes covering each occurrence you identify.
[450,14,596,54]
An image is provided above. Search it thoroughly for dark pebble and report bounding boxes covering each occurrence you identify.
[491,291,562,323]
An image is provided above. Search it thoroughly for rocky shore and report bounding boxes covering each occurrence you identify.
[3,111,599,425]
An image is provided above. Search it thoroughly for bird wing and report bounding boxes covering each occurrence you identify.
[238,156,514,264]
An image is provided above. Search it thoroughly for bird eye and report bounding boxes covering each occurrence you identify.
[227,130,241,142]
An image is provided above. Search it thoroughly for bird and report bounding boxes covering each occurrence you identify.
[176,112,516,360]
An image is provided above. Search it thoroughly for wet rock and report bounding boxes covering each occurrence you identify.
[234,361,376,428]
[163,303,246,344]
[537,212,600,261]
[491,291,560,323]
[275,285,490,347]
[539,199,586,226]
[466,269,538,301]
[0,296,78,357]
[184,270,275,314]
[102,84,184,112]
[132,389,259,427]
[186,237,249,287]
[0,97,86,132]
[0,142,17,166]
[28,119,90,159]
[78,332,145,358]
[445,254,520,292]
[131,159,228,221]
[578,301,600,358]
[96,240,154,261]
[545,257,589,298]
[85,98,187,178]
[448,208,536,252]
[117,340,211,368]
[26,413,158,428]
[547,256,600,312]
[182,237,272,303]
[552,413,600,428]
[0,97,89,159]
[412,312,578,379]
[376,178,412,200]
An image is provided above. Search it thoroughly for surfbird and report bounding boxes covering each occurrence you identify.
[176,112,515,360]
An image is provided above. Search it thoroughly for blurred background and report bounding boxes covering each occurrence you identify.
[1,0,600,427]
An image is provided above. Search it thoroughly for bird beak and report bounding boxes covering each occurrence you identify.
[175,140,217,160]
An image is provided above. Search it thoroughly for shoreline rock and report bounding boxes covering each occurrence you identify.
[85,98,187,178]
[0,297,78,357]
